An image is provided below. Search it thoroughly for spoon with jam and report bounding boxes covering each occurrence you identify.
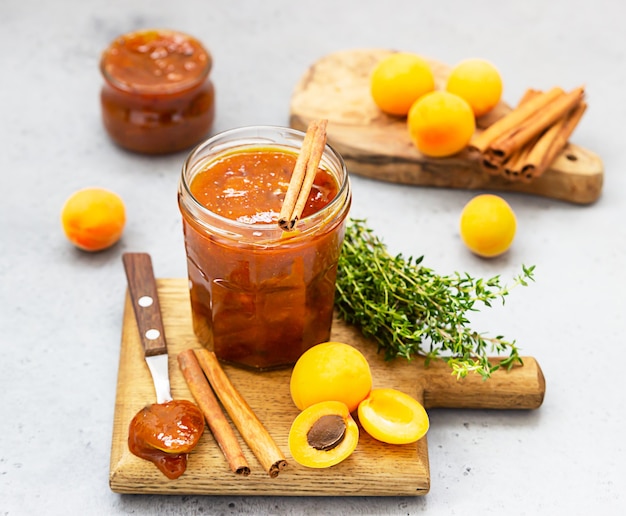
[122,253,204,479]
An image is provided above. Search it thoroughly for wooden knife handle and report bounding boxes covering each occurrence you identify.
[122,253,168,357]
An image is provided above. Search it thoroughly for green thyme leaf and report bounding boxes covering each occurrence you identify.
[334,219,535,379]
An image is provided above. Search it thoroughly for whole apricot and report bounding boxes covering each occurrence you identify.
[407,91,476,157]
[358,388,429,445]
[288,400,359,468]
[61,187,126,252]
[459,194,517,258]
[290,342,372,413]
[370,52,435,116]
[446,58,503,117]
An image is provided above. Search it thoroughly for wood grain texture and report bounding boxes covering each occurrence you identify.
[121,253,167,357]
[289,49,603,205]
[110,278,545,496]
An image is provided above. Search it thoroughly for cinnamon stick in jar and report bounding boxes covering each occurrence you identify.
[278,119,328,231]
[194,349,288,478]
[177,349,251,476]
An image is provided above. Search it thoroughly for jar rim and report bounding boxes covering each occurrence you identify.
[100,28,212,95]
[179,125,351,242]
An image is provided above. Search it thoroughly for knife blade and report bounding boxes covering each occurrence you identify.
[122,252,173,404]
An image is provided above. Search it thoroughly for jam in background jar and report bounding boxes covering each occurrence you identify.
[178,126,352,371]
[100,29,215,154]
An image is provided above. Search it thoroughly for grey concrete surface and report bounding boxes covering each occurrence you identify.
[1,0,624,514]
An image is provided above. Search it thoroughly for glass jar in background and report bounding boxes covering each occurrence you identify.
[100,29,215,154]
[178,126,352,371]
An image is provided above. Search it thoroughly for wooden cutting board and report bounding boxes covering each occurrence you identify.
[289,49,603,205]
[109,278,545,496]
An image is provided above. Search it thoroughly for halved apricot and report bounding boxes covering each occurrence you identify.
[288,400,359,468]
[357,388,429,445]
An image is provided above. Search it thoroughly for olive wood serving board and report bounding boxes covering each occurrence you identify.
[289,48,603,205]
[109,278,545,496]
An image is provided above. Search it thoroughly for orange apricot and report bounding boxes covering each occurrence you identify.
[370,52,435,116]
[61,187,126,252]
[290,342,372,413]
[446,58,503,117]
[407,90,476,157]
[459,194,517,257]
[288,400,359,468]
[357,388,429,445]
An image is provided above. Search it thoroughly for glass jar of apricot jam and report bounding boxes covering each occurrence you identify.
[100,29,215,154]
[178,126,351,371]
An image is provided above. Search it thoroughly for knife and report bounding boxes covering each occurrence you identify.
[122,252,173,404]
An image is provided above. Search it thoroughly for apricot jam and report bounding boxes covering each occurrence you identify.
[100,29,215,154]
[178,126,351,371]
[128,400,205,479]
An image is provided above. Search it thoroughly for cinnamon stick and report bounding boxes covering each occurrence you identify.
[178,349,251,476]
[470,86,565,154]
[499,89,544,179]
[486,86,585,164]
[523,100,587,180]
[481,89,542,176]
[194,349,288,478]
[278,119,328,231]
[502,138,539,181]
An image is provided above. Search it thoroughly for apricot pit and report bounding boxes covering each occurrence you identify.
[288,401,359,468]
[307,414,346,451]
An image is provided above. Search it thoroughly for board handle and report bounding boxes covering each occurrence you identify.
[419,356,545,410]
[122,252,168,357]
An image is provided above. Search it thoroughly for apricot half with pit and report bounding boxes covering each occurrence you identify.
[288,400,359,468]
[357,388,429,445]
[290,342,372,413]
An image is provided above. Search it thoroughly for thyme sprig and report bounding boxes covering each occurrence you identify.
[334,219,536,379]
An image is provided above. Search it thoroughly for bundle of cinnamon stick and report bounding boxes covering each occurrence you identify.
[178,348,288,478]
[469,86,587,182]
